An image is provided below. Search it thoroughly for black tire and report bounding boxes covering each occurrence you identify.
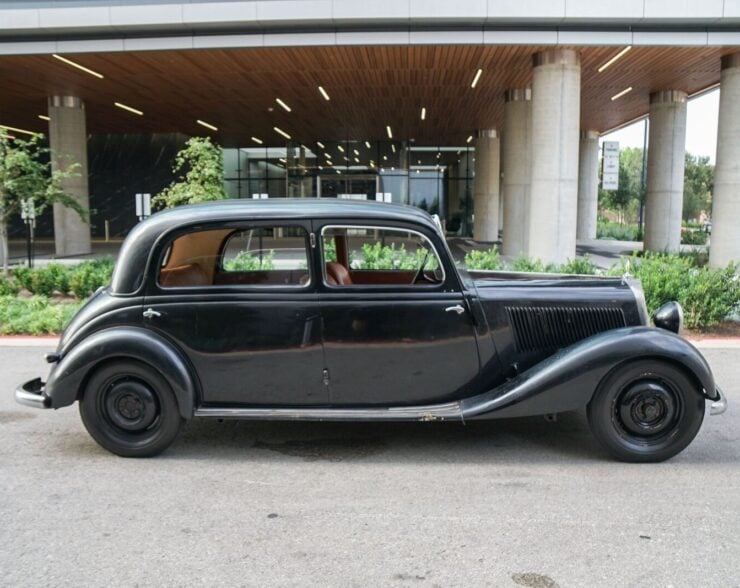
[79,360,183,457]
[587,360,705,463]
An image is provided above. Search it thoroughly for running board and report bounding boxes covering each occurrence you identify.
[194,402,463,422]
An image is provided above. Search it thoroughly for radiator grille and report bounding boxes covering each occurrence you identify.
[506,306,626,353]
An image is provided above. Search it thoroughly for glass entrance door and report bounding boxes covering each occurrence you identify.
[318,175,378,200]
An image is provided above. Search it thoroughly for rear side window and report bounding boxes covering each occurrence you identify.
[158,226,310,288]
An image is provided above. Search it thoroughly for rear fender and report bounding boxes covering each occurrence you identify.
[45,327,199,418]
[462,326,716,420]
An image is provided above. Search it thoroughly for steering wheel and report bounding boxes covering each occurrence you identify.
[412,249,437,284]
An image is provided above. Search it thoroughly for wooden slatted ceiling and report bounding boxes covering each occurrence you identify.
[0,45,734,145]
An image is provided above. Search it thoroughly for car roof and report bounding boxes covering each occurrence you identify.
[111,198,440,294]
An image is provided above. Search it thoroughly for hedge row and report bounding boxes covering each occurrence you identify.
[465,246,740,329]
[0,258,115,299]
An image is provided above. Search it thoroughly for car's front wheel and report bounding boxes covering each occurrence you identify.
[79,360,183,457]
[587,360,705,463]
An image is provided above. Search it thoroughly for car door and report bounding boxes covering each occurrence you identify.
[143,220,327,406]
[315,221,481,406]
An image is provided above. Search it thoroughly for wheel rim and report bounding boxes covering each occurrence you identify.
[100,376,160,434]
[613,378,682,442]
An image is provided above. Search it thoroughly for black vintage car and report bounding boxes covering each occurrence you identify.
[16,199,726,461]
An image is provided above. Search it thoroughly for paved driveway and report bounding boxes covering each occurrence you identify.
[1,344,738,587]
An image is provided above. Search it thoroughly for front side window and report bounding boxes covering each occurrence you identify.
[158,226,310,288]
[321,226,444,287]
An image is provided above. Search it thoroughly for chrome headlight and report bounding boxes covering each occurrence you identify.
[653,301,683,334]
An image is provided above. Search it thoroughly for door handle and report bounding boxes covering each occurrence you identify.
[143,308,161,319]
[445,304,465,315]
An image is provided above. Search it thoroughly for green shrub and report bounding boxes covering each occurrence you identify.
[68,258,115,298]
[557,256,598,275]
[510,255,548,273]
[357,242,439,270]
[597,220,642,241]
[0,296,83,335]
[29,263,69,296]
[11,266,33,292]
[615,252,740,329]
[681,230,708,245]
[223,250,275,272]
[464,246,503,270]
[0,274,20,296]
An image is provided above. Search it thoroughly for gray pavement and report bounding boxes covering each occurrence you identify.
[1,344,738,587]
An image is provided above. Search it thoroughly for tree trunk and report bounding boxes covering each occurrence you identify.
[0,219,9,276]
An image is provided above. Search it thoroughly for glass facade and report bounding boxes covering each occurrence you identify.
[223,140,476,236]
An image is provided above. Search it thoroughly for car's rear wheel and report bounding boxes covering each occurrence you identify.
[79,360,183,457]
[587,360,704,463]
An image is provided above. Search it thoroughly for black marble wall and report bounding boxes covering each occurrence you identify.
[9,133,187,239]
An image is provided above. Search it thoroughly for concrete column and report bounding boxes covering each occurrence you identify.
[48,96,91,256]
[710,53,740,268]
[644,90,687,253]
[473,129,500,242]
[527,49,581,265]
[501,88,532,257]
[576,130,600,240]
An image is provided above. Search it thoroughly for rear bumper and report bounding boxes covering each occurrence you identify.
[710,386,727,416]
[15,378,51,409]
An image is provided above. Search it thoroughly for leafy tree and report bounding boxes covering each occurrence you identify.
[682,153,713,221]
[153,137,226,209]
[0,134,87,275]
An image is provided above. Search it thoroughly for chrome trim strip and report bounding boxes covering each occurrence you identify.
[710,387,727,416]
[195,402,462,422]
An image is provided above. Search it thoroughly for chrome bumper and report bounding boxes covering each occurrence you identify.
[710,386,727,416]
[15,378,51,409]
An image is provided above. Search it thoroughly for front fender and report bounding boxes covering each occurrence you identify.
[45,327,199,418]
[463,326,717,420]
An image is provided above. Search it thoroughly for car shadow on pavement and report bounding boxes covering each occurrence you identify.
[166,410,610,464]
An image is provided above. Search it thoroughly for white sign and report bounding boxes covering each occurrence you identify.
[601,141,619,192]
[252,193,268,199]
[135,193,151,218]
[375,192,392,203]
[20,198,36,220]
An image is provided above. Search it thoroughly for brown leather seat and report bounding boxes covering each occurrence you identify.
[325,261,352,286]
[160,263,210,287]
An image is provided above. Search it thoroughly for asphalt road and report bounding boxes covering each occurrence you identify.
[1,344,738,588]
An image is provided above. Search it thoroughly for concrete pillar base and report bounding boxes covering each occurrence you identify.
[577,130,600,241]
[473,130,500,242]
[644,90,687,254]
[502,88,531,258]
[709,53,740,268]
[527,49,581,265]
[48,95,91,257]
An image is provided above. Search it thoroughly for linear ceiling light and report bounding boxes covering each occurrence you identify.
[114,102,143,116]
[0,124,37,136]
[276,98,292,112]
[611,86,633,101]
[386,125,393,139]
[251,136,263,145]
[471,68,483,89]
[274,126,291,139]
[364,141,371,149]
[353,149,360,156]
[337,145,345,152]
[391,144,396,153]
[52,54,104,79]
[317,141,325,149]
[598,46,632,73]
[466,135,474,143]
[318,86,331,101]
[197,119,218,131]
[420,107,426,120]
[38,115,50,122]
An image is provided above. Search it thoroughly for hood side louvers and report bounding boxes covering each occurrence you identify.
[506,306,626,353]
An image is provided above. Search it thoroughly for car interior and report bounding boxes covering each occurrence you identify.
[158,224,443,288]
